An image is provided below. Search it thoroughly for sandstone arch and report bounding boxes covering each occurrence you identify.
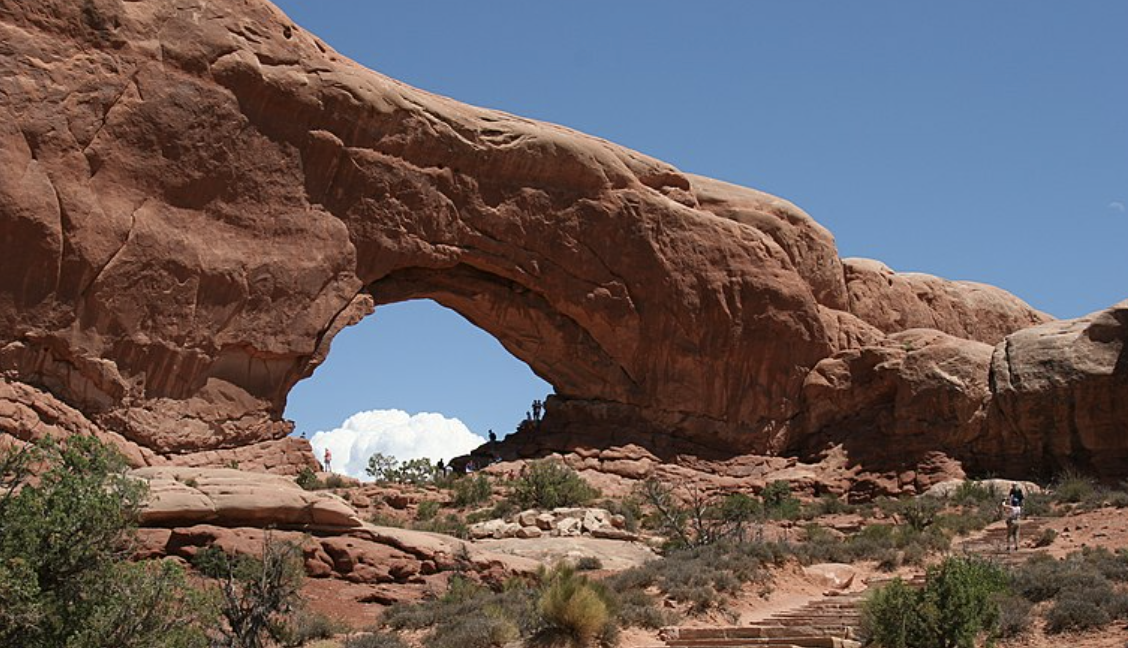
[8,0,1119,484]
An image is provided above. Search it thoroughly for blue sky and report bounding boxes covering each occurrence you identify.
[278,2,1127,451]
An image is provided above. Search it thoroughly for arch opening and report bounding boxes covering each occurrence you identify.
[285,299,552,480]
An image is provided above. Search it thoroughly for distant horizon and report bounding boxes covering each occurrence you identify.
[277,1,1127,469]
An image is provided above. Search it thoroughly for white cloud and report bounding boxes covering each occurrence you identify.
[309,409,486,481]
[1110,201,1126,213]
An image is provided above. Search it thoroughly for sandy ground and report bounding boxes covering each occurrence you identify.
[302,504,1128,648]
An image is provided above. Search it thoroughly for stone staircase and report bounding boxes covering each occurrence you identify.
[650,518,1050,648]
[955,516,1050,567]
[654,593,867,648]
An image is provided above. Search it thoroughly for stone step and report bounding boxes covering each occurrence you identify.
[664,637,860,648]
[669,626,856,642]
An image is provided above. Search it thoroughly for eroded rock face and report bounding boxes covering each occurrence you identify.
[984,302,1128,476]
[0,0,1121,479]
[794,304,1128,480]
[843,258,1052,345]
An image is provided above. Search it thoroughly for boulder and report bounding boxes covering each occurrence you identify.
[133,467,363,528]
[516,526,543,539]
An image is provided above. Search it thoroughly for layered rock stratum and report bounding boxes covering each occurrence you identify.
[0,0,1123,481]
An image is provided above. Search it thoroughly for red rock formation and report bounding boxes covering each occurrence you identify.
[0,0,1122,481]
[843,258,1052,345]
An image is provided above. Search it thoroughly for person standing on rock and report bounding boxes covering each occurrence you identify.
[323,447,332,473]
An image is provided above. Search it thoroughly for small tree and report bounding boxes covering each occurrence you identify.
[209,532,306,648]
[451,474,492,507]
[0,436,213,648]
[366,453,399,482]
[862,556,1009,648]
[397,458,438,485]
[511,459,599,510]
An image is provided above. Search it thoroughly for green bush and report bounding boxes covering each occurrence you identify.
[575,556,603,571]
[1053,470,1096,504]
[207,533,307,648]
[510,459,599,510]
[861,556,1009,648]
[450,474,492,508]
[607,541,780,615]
[382,574,541,648]
[538,566,614,645]
[416,500,441,522]
[1020,491,1054,517]
[995,594,1031,638]
[613,588,680,629]
[1032,528,1057,548]
[0,436,214,648]
[601,497,643,532]
[950,480,1000,507]
[412,513,468,538]
[1044,594,1111,633]
[344,632,409,648]
[761,480,802,520]
[275,608,344,645]
[295,467,322,490]
[367,454,440,485]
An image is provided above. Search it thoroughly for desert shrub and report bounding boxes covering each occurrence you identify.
[275,608,344,646]
[1053,469,1096,503]
[295,467,322,490]
[382,574,541,646]
[1032,527,1057,548]
[344,632,409,648]
[323,473,348,489]
[608,541,780,615]
[995,594,1031,638]
[415,500,441,522]
[429,615,519,648]
[1080,546,1128,582]
[208,533,307,648]
[901,543,927,567]
[935,508,994,536]
[613,588,680,629]
[575,556,603,571]
[538,566,615,645]
[718,492,762,541]
[861,556,1008,648]
[601,497,643,532]
[367,513,406,528]
[0,436,214,648]
[950,480,1000,507]
[193,545,232,578]
[465,499,517,524]
[861,578,920,648]
[761,480,802,520]
[450,474,492,507]
[1010,550,1128,603]
[1045,594,1111,633]
[1020,490,1054,517]
[412,513,468,538]
[1106,489,1128,508]
[1010,554,1070,602]
[881,496,942,531]
[806,494,852,517]
[510,459,599,510]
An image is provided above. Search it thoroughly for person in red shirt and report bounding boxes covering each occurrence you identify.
[323,448,332,473]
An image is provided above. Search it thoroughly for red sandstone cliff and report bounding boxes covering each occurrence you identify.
[0,0,1121,480]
